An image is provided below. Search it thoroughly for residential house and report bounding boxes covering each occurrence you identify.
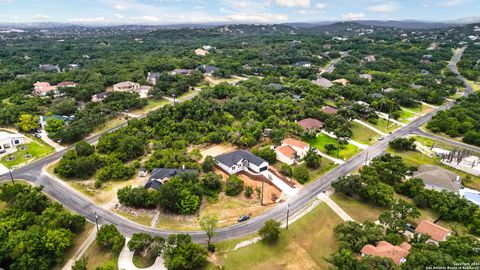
[311,78,333,88]
[0,132,24,153]
[57,81,79,88]
[144,168,199,190]
[138,85,152,99]
[33,82,58,97]
[359,74,373,81]
[413,165,461,193]
[382,87,395,93]
[266,83,283,91]
[40,115,74,128]
[415,220,451,245]
[276,138,310,165]
[91,92,109,102]
[147,72,161,85]
[292,61,311,68]
[360,241,411,265]
[39,64,60,72]
[170,69,192,76]
[215,150,268,174]
[332,78,349,86]
[113,81,140,92]
[202,45,215,51]
[364,55,376,62]
[68,64,80,70]
[194,48,209,56]
[297,118,323,133]
[321,106,338,115]
[197,65,218,75]
[323,43,332,50]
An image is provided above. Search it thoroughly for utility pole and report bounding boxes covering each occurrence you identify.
[364,152,369,166]
[386,109,391,129]
[95,212,99,232]
[261,178,264,206]
[172,93,176,105]
[286,203,290,230]
[8,168,14,184]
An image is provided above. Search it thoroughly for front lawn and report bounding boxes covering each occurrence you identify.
[84,241,118,270]
[210,202,342,269]
[368,117,400,133]
[307,133,360,160]
[398,109,416,123]
[351,121,380,145]
[330,193,385,222]
[1,140,54,168]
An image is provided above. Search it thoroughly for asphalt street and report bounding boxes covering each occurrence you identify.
[0,48,473,243]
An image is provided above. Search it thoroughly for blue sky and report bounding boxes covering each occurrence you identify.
[0,0,479,24]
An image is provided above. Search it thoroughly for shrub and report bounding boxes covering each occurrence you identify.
[225,175,244,196]
[293,165,310,184]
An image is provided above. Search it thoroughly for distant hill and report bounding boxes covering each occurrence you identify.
[286,20,458,30]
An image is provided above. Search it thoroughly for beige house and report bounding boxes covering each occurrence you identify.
[113,81,140,92]
[275,138,310,165]
[194,48,209,56]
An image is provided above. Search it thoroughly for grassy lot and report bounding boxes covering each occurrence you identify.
[84,241,118,270]
[330,193,385,222]
[402,104,434,114]
[467,79,480,92]
[133,252,156,268]
[307,133,360,160]
[308,159,337,181]
[209,202,342,269]
[1,139,54,168]
[411,135,478,154]
[398,109,416,123]
[387,148,480,190]
[113,208,153,226]
[351,121,380,145]
[129,98,169,115]
[368,118,400,133]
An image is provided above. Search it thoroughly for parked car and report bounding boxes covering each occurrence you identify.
[34,133,42,139]
[378,136,384,141]
[405,223,416,232]
[238,215,250,222]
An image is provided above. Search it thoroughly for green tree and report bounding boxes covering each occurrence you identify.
[163,234,208,270]
[304,147,321,169]
[259,219,282,244]
[96,224,126,254]
[293,165,310,183]
[45,118,64,134]
[16,113,39,132]
[199,214,218,250]
[202,156,216,172]
[225,174,244,196]
[72,257,88,270]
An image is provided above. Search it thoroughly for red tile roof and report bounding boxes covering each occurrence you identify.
[297,118,323,131]
[321,106,338,115]
[361,241,411,265]
[415,220,451,242]
[282,138,309,149]
[276,145,296,159]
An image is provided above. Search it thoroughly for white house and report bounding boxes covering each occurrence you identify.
[215,150,268,174]
[0,132,24,153]
[276,138,310,165]
[113,81,140,92]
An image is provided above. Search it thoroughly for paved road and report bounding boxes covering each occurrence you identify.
[411,129,480,153]
[0,49,471,243]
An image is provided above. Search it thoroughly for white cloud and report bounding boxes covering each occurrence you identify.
[68,16,106,23]
[33,14,51,21]
[315,3,327,9]
[439,0,469,6]
[131,15,161,22]
[295,10,307,14]
[114,4,128,10]
[366,1,401,12]
[232,1,253,9]
[275,0,310,8]
[341,12,366,20]
[114,13,124,18]
[222,12,288,23]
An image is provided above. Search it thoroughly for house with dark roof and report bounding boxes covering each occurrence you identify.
[215,150,268,175]
[197,65,218,75]
[144,168,198,190]
[147,72,161,85]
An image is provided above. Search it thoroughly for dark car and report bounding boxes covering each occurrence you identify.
[238,215,250,222]
[405,223,416,232]
[34,133,42,139]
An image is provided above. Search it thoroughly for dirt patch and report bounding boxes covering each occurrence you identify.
[200,144,237,162]
[237,174,281,204]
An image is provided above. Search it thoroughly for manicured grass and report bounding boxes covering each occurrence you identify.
[307,133,360,160]
[84,241,118,270]
[308,159,337,181]
[132,251,156,268]
[402,104,433,114]
[113,208,153,226]
[210,202,342,269]
[129,98,169,115]
[0,140,54,168]
[351,121,380,145]
[330,193,385,222]
[368,118,400,133]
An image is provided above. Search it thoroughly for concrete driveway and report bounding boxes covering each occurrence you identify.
[118,238,166,270]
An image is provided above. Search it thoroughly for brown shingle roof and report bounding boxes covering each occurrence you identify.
[321,106,338,115]
[297,118,323,131]
[415,220,451,242]
[361,241,410,265]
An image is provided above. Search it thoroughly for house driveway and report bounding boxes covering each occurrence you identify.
[118,238,166,270]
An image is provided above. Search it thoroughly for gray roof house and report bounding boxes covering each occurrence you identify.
[413,165,461,193]
[215,150,268,174]
[197,65,218,75]
[144,168,198,190]
[311,78,333,88]
[39,64,60,72]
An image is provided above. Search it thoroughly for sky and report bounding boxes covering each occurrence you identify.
[0,0,479,25]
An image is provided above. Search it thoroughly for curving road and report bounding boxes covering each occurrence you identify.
[0,48,471,243]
